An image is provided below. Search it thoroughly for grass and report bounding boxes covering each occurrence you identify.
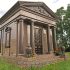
[0,58,22,70]
[66,52,70,56]
[0,52,70,70]
[40,60,70,70]
[27,59,70,70]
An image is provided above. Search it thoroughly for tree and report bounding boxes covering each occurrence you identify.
[55,7,66,48]
[64,4,70,48]
[56,4,70,49]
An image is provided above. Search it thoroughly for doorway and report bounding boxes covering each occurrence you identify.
[34,26,43,54]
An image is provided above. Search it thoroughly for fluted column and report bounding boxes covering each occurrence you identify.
[30,21,35,55]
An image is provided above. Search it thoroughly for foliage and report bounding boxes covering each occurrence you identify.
[56,4,70,49]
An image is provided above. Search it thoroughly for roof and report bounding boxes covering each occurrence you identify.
[18,1,57,18]
[0,1,57,24]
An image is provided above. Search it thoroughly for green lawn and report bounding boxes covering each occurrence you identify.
[28,58,70,70]
[0,53,70,70]
[0,58,22,70]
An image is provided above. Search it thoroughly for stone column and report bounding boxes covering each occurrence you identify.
[17,18,25,55]
[1,29,4,55]
[46,24,51,53]
[42,28,48,54]
[30,21,35,55]
[1,30,3,55]
[16,21,18,56]
[52,26,57,52]
[0,31,1,53]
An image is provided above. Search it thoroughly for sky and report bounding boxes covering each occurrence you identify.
[0,0,70,18]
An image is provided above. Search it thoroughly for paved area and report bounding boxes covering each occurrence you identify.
[1,53,64,67]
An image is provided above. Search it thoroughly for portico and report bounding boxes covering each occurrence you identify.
[15,17,57,55]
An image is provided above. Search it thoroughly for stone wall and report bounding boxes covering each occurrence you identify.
[1,22,17,56]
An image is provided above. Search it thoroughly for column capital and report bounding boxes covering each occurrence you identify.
[31,21,34,25]
[52,26,56,28]
[46,24,50,27]
[30,19,36,23]
[17,18,24,22]
[14,18,24,24]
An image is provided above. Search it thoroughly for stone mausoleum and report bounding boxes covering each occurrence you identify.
[0,1,57,57]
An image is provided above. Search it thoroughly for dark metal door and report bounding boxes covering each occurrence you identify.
[34,27,43,54]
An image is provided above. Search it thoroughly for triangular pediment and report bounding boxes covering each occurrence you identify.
[18,1,57,19]
[0,1,57,24]
[25,6,52,18]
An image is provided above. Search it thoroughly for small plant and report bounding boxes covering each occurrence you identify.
[55,47,65,58]
[25,46,33,57]
[55,51,62,56]
[55,47,62,56]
